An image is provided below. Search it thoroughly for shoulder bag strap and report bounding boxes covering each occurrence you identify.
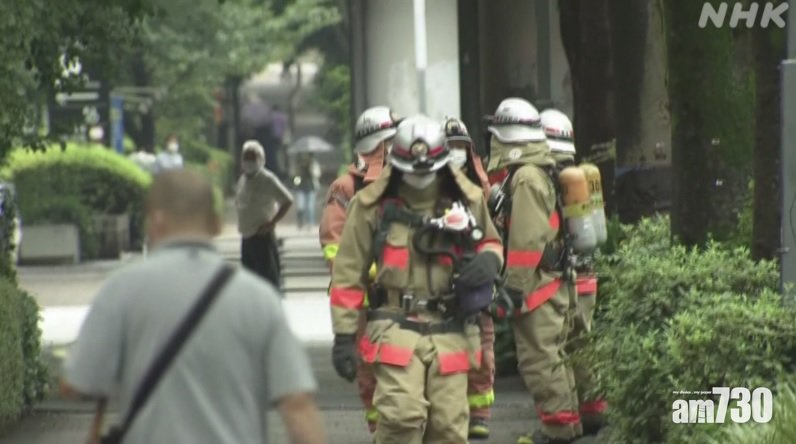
[112,263,236,440]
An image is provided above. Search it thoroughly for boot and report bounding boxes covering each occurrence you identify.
[468,417,490,440]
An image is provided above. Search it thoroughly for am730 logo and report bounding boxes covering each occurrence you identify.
[672,387,773,424]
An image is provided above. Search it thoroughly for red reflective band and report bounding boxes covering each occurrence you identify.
[488,169,509,186]
[525,279,562,312]
[438,256,453,266]
[506,250,542,268]
[429,145,445,156]
[475,349,483,367]
[577,277,598,296]
[439,351,470,375]
[495,306,507,319]
[379,344,414,367]
[549,212,561,231]
[330,287,365,309]
[536,408,581,425]
[477,239,501,253]
[382,245,409,269]
[358,335,378,363]
[580,400,608,415]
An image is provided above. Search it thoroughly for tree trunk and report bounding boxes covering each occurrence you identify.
[559,0,617,215]
[129,51,156,152]
[665,1,755,247]
[752,27,785,260]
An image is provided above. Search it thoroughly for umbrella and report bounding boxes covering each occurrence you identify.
[287,136,334,154]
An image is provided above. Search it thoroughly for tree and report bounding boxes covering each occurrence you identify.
[559,0,617,215]
[665,0,755,247]
[751,22,786,260]
[0,0,152,157]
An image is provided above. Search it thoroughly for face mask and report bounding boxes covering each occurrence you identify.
[167,142,179,153]
[242,161,259,175]
[402,172,436,189]
[449,149,468,169]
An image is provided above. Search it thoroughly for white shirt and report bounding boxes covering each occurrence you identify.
[155,152,184,172]
[235,168,293,238]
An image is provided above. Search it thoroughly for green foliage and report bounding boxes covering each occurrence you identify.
[3,143,152,258]
[0,0,150,156]
[718,383,796,444]
[0,278,46,430]
[312,63,351,166]
[181,140,233,196]
[0,186,19,281]
[579,215,791,443]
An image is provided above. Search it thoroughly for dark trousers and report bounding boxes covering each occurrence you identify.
[241,231,282,291]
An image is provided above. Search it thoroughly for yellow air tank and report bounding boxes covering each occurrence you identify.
[580,163,608,245]
[559,166,598,254]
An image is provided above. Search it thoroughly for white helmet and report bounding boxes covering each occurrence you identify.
[389,116,449,173]
[540,109,576,154]
[487,98,546,143]
[354,106,401,154]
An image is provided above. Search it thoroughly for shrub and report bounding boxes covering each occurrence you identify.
[578,215,790,443]
[718,382,796,444]
[182,140,233,195]
[2,143,152,258]
[0,185,19,281]
[0,278,46,431]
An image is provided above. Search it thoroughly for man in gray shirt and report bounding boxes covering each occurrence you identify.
[61,170,326,444]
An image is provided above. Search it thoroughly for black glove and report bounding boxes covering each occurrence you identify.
[455,251,501,288]
[332,334,357,382]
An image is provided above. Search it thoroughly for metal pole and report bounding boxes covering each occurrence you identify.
[781,3,796,294]
[414,0,428,115]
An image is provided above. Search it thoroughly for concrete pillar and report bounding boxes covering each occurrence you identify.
[361,0,460,120]
[781,4,796,293]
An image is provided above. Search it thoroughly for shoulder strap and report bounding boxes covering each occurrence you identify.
[113,263,236,439]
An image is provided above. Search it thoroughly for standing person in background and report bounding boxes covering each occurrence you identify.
[155,134,184,173]
[293,152,321,231]
[270,105,289,180]
[236,140,293,289]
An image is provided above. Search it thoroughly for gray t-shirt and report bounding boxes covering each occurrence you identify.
[64,242,316,444]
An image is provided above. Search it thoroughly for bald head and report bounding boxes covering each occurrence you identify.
[146,170,220,244]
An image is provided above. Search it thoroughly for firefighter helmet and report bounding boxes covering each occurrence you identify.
[389,116,449,173]
[354,106,402,154]
[540,109,576,154]
[487,98,546,143]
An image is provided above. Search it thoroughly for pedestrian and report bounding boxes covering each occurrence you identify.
[329,116,503,444]
[155,134,184,173]
[293,152,321,230]
[541,108,607,436]
[443,117,497,440]
[485,98,585,444]
[236,140,293,289]
[60,169,327,444]
[318,105,401,435]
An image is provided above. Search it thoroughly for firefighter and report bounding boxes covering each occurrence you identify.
[318,106,401,434]
[329,116,503,444]
[540,109,606,435]
[485,98,584,444]
[443,117,495,440]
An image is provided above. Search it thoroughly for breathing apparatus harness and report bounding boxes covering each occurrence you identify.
[369,196,486,320]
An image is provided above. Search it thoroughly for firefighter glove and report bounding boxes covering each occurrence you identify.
[332,334,358,382]
[455,251,501,288]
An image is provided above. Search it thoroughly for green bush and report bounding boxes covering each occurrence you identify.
[718,382,796,444]
[0,185,19,281]
[2,143,152,258]
[0,278,47,431]
[181,140,233,195]
[578,215,792,443]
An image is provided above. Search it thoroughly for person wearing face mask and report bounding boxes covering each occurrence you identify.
[236,140,293,288]
[329,116,503,444]
[155,134,184,173]
[318,106,401,435]
[442,117,495,440]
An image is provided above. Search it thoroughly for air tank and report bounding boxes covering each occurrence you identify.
[559,166,598,253]
[579,163,608,245]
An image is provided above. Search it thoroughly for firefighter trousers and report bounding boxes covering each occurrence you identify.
[512,282,583,440]
[372,335,470,444]
[356,312,495,431]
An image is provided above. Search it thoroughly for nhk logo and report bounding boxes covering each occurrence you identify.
[699,2,789,28]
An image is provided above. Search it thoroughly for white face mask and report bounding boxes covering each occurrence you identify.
[167,142,179,153]
[242,161,259,175]
[402,172,436,189]
[449,149,468,169]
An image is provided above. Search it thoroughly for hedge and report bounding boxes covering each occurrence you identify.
[0,278,47,431]
[576,216,796,443]
[2,144,152,258]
